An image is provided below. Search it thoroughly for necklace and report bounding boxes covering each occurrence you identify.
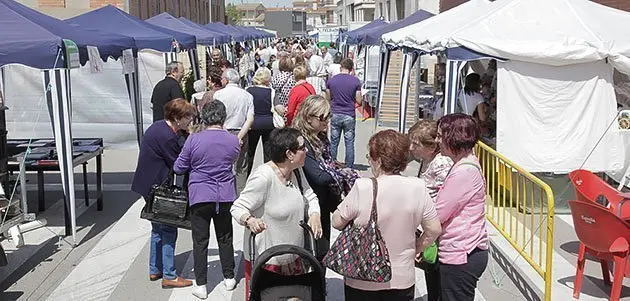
[269,162,291,182]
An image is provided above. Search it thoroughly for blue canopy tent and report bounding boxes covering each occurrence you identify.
[67,5,198,147]
[0,0,138,245]
[178,17,230,45]
[205,22,247,42]
[358,10,434,46]
[147,13,222,46]
[147,13,224,81]
[343,19,388,45]
[67,5,196,52]
[228,25,256,41]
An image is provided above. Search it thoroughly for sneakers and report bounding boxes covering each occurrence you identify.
[224,278,237,291]
[192,282,208,299]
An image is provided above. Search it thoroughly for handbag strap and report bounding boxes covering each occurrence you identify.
[369,178,379,222]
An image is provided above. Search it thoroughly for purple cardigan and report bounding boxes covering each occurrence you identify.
[174,129,240,206]
[131,120,185,200]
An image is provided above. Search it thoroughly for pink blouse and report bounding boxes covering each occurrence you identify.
[337,176,438,290]
[434,154,488,265]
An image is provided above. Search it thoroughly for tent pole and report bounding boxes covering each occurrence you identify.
[375,48,390,128]
[398,52,415,133]
[44,69,77,246]
[125,57,143,146]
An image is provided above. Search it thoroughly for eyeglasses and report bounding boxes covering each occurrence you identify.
[293,144,307,152]
[310,114,331,122]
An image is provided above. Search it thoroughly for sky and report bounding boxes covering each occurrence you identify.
[226,0,295,9]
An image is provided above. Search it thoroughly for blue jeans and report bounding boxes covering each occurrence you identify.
[149,222,178,280]
[330,113,356,168]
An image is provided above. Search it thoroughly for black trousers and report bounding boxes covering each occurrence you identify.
[424,263,441,301]
[228,130,249,195]
[191,202,235,285]
[344,284,414,301]
[439,248,488,301]
[315,210,331,261]
[246,128,273,177]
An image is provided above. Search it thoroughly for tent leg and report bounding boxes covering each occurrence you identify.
[44,69,76,246]
[125,57,143,146]
[188,48,201,81]
[375,48,390,128]
[398,53,416,133]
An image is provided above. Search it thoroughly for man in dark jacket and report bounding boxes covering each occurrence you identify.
[151,61,185,122]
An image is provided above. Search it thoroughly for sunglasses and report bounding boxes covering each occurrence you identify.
[310,113,331,122]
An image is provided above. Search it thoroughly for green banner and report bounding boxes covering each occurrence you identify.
[62,39,80,69]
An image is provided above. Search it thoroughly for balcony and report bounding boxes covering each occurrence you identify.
[323,0,336,7]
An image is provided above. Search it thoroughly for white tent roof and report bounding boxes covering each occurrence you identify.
[382,0,630,74]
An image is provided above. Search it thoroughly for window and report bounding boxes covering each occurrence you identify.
[386,0,391,20]
[379,3,383,18]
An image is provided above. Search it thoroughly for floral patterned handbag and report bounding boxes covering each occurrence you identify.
[323,178,392,282]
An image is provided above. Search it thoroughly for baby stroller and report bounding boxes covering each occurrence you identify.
[248,221,326,301]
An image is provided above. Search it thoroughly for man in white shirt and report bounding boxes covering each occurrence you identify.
[213,68,254,193]
[321,46,333,68]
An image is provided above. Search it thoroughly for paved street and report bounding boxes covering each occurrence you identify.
[0,120,627,300]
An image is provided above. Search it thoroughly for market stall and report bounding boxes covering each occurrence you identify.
[0,0,137,247]
[382,0,630,174]
[67,5,197,146]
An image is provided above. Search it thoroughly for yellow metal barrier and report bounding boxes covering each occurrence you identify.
[474,141,555,301]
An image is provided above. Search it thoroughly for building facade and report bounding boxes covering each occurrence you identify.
[234,3,266,27]
[336,0,375,25]
[265,9,308,37]
[293,0,336,26]
[16,0,224,23]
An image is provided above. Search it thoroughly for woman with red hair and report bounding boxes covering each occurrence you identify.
[331,130,442,301]
[433,113,489,301]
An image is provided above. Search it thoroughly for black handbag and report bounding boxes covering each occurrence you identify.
[140,172,191,230]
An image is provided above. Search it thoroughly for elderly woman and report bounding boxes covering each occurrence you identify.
[332,129,442,300]
[408,119,454,199]
[245,67,275,176]
[231,128,322,296]
[131,99,196,289]
[271,57,296,112]
[408,119,453,301]
[307,53,326,95]
[286,65,316,126]
[173,100,240,299]
[434,113,488,301]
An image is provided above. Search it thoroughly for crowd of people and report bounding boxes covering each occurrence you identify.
[131,37,489,301]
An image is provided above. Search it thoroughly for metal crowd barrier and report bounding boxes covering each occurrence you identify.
[474,141,555,301]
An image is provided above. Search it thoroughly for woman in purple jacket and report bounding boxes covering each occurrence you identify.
[131,99,196,289]
[174,100,241,300]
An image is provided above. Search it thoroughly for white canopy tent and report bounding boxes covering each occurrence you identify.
[382,0,630,173]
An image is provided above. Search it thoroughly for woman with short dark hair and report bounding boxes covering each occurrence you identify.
[131,98,196,289]
[331,130,442,301]
[433,113,488,301]
[458,73,487,122]
[173,100,241,299]
[231,128,322,297]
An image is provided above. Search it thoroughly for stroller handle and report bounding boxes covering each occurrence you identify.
[249,220,318,264]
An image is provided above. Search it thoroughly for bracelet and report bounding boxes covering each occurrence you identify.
[244,215,254,225]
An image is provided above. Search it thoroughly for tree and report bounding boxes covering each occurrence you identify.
[226,4,242,25]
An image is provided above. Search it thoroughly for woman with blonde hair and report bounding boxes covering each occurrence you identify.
[246,67,275,176]
[407,119,453,301]
[408,119,454,199]
[292,95,357,260]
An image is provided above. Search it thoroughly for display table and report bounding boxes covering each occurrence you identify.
[6,138,104,213]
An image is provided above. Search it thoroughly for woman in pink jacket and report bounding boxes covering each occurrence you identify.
[433,113,489,301]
